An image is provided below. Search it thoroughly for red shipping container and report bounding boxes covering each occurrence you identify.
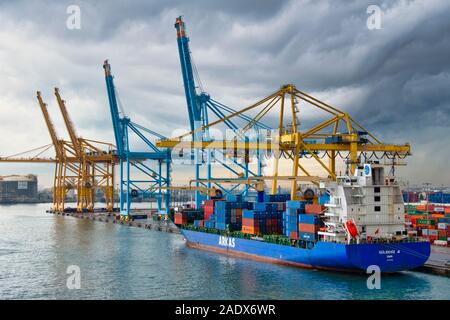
[298,223,317,233]
[272,219,277,230]
[305,204,323,214]
[438,230,448,237]
[290,231,299,240]
[204,200,215,207]
[174,213,187,225]
[204,206,214,220]
[445,207,450,214]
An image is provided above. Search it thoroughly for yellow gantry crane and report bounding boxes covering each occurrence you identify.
[37,91,81,211]
[0,90,116,212]
[54,88,115,212]
[156,84,411,200]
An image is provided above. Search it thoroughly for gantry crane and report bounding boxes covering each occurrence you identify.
[103,60,171,218]
[37,91,80,211]
[54,88,115,212]
[174,16,271,208]
[0,91,116,212]
[157,83,411,200]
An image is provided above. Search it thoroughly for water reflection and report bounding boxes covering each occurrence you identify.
[0,204,448,300]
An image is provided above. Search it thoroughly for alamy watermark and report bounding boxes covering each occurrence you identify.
[66,265,81,289]
[66,5,81,30]
[366,265,381,290]
[367,5,382,30]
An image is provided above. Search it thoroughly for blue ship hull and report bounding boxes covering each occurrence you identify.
[181,230,431,273]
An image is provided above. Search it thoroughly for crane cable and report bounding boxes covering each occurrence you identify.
[113,84,127,118]
[190,51,204,94]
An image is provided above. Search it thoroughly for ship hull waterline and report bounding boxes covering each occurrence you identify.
[181,230,431,273]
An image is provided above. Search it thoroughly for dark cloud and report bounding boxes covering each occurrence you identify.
[0,0,449,186]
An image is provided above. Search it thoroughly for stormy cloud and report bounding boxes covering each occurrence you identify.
[0,0,449,187]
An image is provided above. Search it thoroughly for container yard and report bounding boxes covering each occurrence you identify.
[0,1,449,306]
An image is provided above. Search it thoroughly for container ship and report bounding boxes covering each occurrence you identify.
[174,164,431,273]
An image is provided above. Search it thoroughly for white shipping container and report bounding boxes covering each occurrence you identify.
[434,207,444,212]
[422,229,429,235]
[438,223,448,230]
[428,229,438,236]
[433,240,448,246]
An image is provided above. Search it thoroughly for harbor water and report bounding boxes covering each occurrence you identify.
[0,204,449,300]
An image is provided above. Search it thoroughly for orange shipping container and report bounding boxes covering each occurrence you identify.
[242,226,259,235]
[298,223,317,233]
[305,204,323,214]
[242,218,258,227]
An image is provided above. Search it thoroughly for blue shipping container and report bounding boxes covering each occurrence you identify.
[299,232,316,241]
[298,214,319,224]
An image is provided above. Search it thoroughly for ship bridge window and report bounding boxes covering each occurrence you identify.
[374,206,381,212]
[374,196,380,202]
[374,187,380,193]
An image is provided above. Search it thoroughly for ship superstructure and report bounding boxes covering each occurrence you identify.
[319,164,406,244]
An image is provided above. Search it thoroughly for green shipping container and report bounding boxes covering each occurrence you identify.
[416,219,429,225]
[438,236,447,241]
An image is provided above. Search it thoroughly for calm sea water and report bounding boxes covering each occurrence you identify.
[0,203,449,300]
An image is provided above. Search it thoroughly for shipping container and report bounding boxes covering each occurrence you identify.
[298,223,318,233]
[299,232,316,241]
[286,200,306,210]
[305,204,323,214]
[438,222,448,230]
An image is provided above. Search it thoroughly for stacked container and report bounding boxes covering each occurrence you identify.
[437,221,450,244]
[241,201,285,235]
[204,215,215,229]
[214,200,252,231]
[298,214,321,241]
[193,219,204,227]
[203,199,216,221]
[174,209,203,225]
[242,209,260,235]
[284,200,306,239]
[305,204,324,214]
[263,193,291,203]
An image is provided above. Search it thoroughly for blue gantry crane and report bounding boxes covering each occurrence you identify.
[103,60,171,218]
[174,17,271,208]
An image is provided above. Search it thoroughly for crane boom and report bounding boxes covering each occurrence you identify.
[174,16,202,133]
[54,88,82,157]
[103,60,126,156]
[36,91,63,158]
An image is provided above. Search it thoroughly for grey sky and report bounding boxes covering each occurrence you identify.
[0,0,449,188]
